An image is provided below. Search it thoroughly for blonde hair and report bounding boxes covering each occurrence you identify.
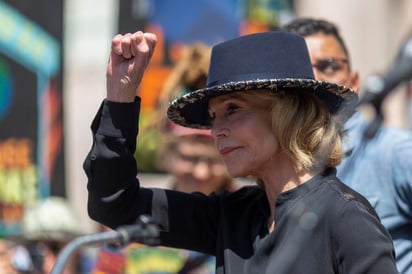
[253,89,345,172]
[157,43,211,122]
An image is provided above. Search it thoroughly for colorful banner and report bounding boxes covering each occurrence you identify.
[0,1,64,236]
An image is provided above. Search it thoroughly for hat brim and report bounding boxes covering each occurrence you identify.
[167,78,358,129]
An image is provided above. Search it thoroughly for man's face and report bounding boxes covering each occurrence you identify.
[305,33,359,92]
[170,136,229,195]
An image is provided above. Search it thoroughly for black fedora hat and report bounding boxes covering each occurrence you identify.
[167,31,357,129]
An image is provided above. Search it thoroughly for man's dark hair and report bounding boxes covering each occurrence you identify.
[282,18,351,68]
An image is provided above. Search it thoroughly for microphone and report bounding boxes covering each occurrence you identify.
[359,31,412,138]
[360,31,412,107]
[50,215,159,274]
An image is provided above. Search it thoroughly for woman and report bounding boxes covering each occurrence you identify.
[84,31,398,273]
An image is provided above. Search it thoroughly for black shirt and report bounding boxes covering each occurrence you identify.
[84,98,399,273]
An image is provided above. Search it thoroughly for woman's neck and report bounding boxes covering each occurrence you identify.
[260,157,315,232]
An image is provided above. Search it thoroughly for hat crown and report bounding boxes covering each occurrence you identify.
[167,31,357,129]
[207,31,315,87]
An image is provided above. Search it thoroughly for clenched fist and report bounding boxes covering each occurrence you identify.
[106,31,157,102]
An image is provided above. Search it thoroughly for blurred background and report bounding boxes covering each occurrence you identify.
[1,0,411,237]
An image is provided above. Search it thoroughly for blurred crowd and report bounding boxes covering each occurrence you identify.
[0,197,84,274]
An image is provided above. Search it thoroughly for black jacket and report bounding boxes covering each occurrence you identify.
[84,98,399,274]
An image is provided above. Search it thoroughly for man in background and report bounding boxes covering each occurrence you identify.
[283,17,412,274]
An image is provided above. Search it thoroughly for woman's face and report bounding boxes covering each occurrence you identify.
[208,92,280,178]
[169,137,229,195]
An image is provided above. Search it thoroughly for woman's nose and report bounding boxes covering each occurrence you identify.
[211,119,229,139]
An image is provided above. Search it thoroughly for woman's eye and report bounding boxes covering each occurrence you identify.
[227,105,239,115]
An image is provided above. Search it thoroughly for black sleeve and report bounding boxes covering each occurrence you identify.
[82,98,220,254]
[83,98,153,228]
[335,200,399,273]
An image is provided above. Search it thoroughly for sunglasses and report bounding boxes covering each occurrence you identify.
[312,58,348,74]
[175,150,223,167]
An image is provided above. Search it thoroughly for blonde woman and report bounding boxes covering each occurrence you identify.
[84,31,398,273]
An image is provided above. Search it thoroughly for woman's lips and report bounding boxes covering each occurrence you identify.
[219,146,240,156]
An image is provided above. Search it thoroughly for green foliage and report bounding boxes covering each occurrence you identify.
[134,110,163,173]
